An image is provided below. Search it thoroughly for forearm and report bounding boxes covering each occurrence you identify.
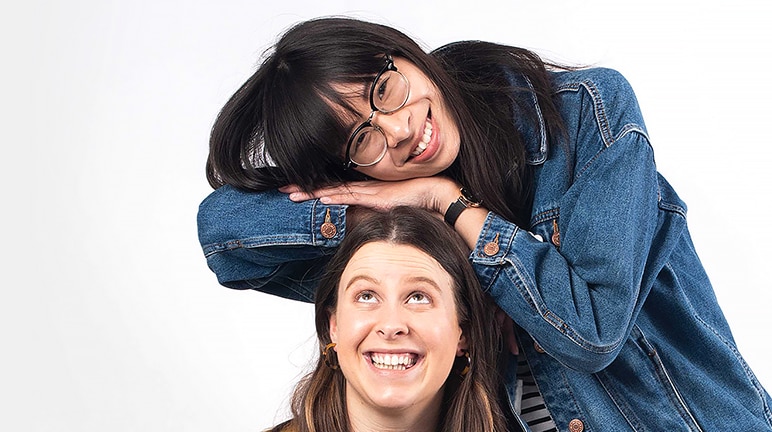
[198,185,346,301]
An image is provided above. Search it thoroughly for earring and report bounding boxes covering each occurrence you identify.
[460,351,471,377]
[322,342,339,370]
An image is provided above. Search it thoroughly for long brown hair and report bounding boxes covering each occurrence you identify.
[271,207,508,432]
[206,17,566,228]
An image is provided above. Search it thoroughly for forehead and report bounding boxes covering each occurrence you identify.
[341,242,453,286]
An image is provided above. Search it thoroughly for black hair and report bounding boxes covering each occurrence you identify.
[207,16,566,227]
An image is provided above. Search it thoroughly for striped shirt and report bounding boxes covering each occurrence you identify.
[515,354,558,432]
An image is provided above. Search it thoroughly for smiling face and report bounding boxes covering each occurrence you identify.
[336,56,461,181]
[328,241,466,416]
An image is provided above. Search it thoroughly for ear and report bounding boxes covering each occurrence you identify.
[456,330,468,356]
[329,312,339,345]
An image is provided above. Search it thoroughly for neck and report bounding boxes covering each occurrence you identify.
[346,395,443,432]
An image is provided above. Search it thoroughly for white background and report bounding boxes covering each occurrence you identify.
[2,1,770,430]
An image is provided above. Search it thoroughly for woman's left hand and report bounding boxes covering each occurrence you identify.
[280,177,459,216]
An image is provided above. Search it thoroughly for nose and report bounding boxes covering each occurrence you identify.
[372,110,411,149]
[376,306,409,340]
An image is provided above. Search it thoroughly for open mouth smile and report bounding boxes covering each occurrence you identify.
[410,110,433,158]
[368,352,419,371]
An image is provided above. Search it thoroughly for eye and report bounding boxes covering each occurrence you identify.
[353,130,370,152]
[376,76,390,101]
[355,290,378,304]
[407,292,430,304]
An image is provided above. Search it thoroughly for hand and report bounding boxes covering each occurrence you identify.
[496,306,520,356]
[280,177,459,216]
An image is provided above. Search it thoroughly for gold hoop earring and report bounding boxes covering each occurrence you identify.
[460,351,471,377]
[322,342,339,370]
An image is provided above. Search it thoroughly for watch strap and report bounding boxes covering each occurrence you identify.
[444,199,468,226]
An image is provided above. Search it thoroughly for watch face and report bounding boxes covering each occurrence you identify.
[460,187,481,207]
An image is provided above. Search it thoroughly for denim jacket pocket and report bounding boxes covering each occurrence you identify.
[595,326,703,432]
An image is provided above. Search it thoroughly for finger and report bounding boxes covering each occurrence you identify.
[319,192,386,209]
[287,185,359,202]
[278,184,302,193]
[287,191,318,202]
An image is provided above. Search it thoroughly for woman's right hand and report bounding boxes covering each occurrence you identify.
[279,176,460,216]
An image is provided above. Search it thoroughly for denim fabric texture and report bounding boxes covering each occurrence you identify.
[197,67,772,431]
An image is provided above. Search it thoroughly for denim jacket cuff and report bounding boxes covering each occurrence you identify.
[471,212,519,265]
[311,201,348,246]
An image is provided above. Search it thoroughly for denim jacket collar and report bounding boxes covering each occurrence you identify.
[505,70,548,166]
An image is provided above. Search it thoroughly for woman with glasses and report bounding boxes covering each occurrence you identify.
[266,207,519,432]
[198,17,772,431]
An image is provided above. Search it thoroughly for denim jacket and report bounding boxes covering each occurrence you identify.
[198,67,772,431]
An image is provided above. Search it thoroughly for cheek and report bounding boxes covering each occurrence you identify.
[333,311,374,349]
[425,316,463,357]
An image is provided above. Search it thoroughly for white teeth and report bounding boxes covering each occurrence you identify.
[411,119,433,157]
[370,353,417,370]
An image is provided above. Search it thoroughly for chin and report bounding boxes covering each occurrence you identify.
[362,167,444,182]
[368,394,420,411]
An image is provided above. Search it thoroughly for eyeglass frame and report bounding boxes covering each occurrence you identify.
[343,54,410,169]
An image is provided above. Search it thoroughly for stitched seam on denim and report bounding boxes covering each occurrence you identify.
[501,257,539,312]
[657,201,687,218]
[473,214,515,265]
[244,277,314,302]
[310,200,319,244]
[552,366,588,432]
[554,80,613,148]
[202,237,315,257]
[595,369,647,432]
[636,323,704,431]
[474,216,507,293]
[573,129,649,184]
[692,309,772,427]
[530,207,560,227]
[549,311,623,354]
[496,222,625,354]
[502,259,621,355]
[615,123,649,142]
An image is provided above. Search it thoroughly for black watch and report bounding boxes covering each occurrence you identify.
[444,187,481,226]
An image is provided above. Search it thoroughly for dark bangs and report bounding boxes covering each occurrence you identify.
[260,36,389,191]
[207,17,441,191]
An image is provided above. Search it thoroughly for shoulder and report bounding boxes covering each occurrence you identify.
[551,67,634,95]
[551,67,648,145]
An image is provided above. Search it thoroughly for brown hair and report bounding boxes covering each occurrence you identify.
[271,207,509,432]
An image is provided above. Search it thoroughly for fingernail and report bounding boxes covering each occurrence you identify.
[320,197,331,204]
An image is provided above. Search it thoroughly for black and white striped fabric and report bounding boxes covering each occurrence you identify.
[514,354,558,432]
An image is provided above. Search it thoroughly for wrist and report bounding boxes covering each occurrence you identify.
[444,187,482,227]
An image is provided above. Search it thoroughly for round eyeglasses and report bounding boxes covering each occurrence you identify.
[344,55,410,168]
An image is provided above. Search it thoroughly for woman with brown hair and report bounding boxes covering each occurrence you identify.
[267,207,521,432]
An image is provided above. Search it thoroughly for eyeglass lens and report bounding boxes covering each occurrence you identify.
[350,71,409,166]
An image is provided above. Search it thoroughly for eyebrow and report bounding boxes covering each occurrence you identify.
[344,275,380,291]
[344,275,445,294]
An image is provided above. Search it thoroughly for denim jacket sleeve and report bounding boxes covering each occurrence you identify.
[472,69,672,373]
[197,186,346,302]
